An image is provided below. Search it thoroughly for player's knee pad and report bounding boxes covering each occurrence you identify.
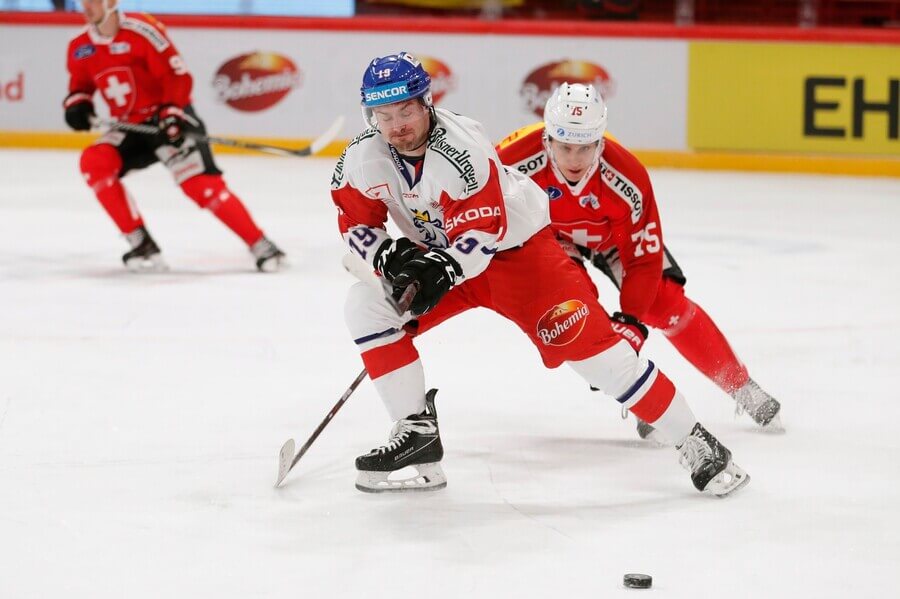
[180,174,232,209]
[568,339,645,399]
[79,144,122,192]
[641,277,694,335]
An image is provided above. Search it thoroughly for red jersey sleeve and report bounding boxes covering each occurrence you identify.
[127,15,192,108]
[65,37,97,99]
[604,140,664,319]
[332,184,389,235]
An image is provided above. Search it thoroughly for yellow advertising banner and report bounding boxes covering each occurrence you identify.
[689,42,899,156]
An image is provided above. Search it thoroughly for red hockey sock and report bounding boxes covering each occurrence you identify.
[80,145,143,234]
[361,335,420,379]
[181,175,263,246]
[624,364,696,442]
[664,302,749,394]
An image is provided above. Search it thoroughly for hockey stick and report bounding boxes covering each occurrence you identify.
[91,115,344,158]
[274,272,419,488]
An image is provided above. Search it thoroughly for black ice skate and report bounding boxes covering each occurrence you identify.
[635,417,668,447]
[677,423,749,497]
[122,227,167,272]
[355,389,446,493]
[731,378,783,432]
[250,237,286,272]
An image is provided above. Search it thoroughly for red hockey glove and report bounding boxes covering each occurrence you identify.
[610,311,648,353]
[157,104,199,146]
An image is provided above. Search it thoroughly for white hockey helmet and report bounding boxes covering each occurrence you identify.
[543,82,608,145]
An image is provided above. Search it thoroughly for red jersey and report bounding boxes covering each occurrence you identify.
[65,13,192,123]
[496,123,664,318]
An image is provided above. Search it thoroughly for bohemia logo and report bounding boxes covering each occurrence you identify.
[417,55,455,105]
[520,60,615,118]
[213,52,302,112]
[537,300,590,346]
[0,72,24,102]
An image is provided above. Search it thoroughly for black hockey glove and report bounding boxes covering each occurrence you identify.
[373,237,420,283]
[157,104,199,146]
[392,249,462,316]
[610,311,649,353]
[64,92,95,132]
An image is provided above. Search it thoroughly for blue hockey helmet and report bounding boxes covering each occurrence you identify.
[360,52,432,126]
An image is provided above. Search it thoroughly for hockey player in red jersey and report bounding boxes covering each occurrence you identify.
[496,83,782,441]
[64,0,284,271]
[332,52,750,496]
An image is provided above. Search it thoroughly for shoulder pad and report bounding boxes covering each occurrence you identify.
[496,122,544,151]
[121,16,170,52]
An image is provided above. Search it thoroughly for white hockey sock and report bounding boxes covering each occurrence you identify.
[649,392,696,446]
[371,359,427,421]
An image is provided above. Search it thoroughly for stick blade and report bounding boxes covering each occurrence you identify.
[309,115,345,155]
[275,438,296,487]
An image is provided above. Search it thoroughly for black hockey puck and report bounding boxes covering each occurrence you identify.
[623,573,652,589]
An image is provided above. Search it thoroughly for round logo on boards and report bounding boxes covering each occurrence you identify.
[212,52,302,112]
[520,59,616,118]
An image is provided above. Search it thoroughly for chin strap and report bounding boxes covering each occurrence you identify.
[542,131,604,195]
[89,0,120,36]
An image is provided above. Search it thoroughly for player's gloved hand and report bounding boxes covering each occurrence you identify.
[610,311,648,353]
[373,237,420,283]
[64,92,95,132]
[392,249,462,316]
[157,104,198,146]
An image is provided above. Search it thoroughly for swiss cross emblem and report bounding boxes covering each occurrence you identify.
[98,68,136,112]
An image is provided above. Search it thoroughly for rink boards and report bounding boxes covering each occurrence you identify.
[0,13,897,176]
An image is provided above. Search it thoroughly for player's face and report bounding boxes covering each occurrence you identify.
[373,100,431,154]
[80,0,112,25]
[549,139,601,182]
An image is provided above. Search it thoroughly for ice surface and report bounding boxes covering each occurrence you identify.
[1,149,898,598]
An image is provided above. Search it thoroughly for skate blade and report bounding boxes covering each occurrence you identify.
[706,462,750,498]
[125,255,169,273]
[355,462,447,493]
[257,255,286,273]
[758,412,785,434]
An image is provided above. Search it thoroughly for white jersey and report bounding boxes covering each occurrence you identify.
[331,108,549,281]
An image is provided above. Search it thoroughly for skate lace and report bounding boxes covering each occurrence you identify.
[251,238,278,260]
[678,434,712,473]
[373,419,436,455]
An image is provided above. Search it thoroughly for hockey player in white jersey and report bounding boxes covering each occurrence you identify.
[331,52,750,496]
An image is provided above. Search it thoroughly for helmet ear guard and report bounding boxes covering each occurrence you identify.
[360,52,433,128]
[543,82,608,145]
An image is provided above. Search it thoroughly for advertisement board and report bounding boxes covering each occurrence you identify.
[1,15,897,174]
[0,21,687,151]
[689,42,899,156]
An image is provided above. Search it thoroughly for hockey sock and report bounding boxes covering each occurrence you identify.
[361,335,426,421]
[568,341,696,444]
[623,365,696,444]
[80,145,143,234]
[663,301,749,394]
[180,175,264,246]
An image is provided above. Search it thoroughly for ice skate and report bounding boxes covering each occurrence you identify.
[122,227,167,272]
[355,389,446,493]
[635,417,669,447]
[677,423,749,497]
[731,378,783,432]
[251,237,286,272]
